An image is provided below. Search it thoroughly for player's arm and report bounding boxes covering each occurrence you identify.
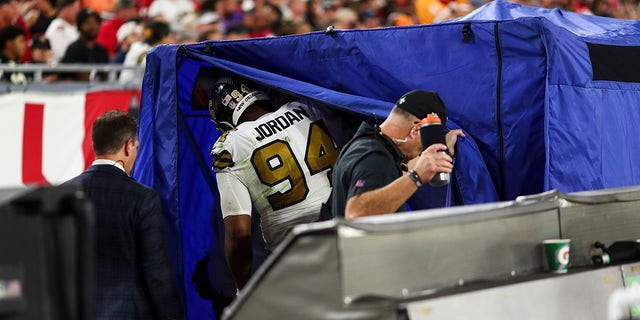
[224,216,252,291]
[217,172,253,291]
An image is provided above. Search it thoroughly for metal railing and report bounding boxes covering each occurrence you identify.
[0,64,145,84]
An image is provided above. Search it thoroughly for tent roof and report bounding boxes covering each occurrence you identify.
[458,0,640,43]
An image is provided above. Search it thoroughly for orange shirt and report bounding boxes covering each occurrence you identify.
[415,0,451,24]
[83,0,116,14]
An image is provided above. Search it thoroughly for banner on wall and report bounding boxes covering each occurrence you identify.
[0,90,136,188]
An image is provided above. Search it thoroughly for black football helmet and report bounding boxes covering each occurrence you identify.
[208,77,269,133]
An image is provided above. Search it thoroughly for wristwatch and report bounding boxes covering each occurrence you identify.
[407,170,422,188]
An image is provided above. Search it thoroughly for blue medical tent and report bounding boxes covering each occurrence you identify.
[134,1,640,318]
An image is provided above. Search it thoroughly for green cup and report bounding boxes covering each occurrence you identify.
[543,239,571,273]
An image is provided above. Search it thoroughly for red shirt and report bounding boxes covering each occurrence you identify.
[15,17,32,62]
[96,18,126,56]
[249,29,273,38]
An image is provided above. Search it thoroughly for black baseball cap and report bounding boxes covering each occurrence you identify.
[395,89,448,123]
[32,36,51,49]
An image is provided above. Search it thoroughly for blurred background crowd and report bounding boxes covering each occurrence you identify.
[0,0,637,82]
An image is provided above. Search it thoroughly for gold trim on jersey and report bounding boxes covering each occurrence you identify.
[213,150,234,171]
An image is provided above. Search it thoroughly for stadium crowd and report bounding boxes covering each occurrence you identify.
[0,0,638,83]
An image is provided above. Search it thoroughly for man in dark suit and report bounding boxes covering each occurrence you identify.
[66,110,185,320]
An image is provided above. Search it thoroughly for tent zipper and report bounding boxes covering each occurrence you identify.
[494,22,506,200]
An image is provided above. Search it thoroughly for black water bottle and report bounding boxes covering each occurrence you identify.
[419,112,449,187]
[592,240,640,265]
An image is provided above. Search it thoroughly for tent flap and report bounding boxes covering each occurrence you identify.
[136,2,640,318]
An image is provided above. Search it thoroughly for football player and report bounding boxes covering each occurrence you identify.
[209,77,339,290]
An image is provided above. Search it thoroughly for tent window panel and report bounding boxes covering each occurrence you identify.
[191,67,218,111]
[588,43,640,83]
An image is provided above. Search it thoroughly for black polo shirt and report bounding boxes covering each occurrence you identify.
[331,122,406,218]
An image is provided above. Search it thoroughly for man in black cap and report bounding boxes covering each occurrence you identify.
[29,35,57,81]
[330,90,465,220]
[30,36,52,63]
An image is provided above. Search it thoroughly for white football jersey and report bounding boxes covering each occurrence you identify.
[212,102,339,250]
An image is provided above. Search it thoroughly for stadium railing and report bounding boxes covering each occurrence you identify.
[0,64,144,84]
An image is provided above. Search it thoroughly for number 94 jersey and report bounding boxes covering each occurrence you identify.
[211,102,339,249]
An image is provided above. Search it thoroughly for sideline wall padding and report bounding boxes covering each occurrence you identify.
[225,185,640,319]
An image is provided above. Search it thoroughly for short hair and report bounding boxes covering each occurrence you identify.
[0,25,25,50]
[92,110,137,156]
[144,21,170,45]
[76,8,101,28]
[390,105,419,123]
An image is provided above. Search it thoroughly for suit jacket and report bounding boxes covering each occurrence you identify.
[66,165,185,320]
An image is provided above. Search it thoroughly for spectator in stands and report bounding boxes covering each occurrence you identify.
[1,0,32,62]
[0,23,23,61]
[147,0,195,31]
[621,0,640,19]
[119,21,174,83]
[288,0,309,24]
[295,22,313,34]
[65,110,186,320]
[242,2,282,38]
[306,0,333,31]
[332,7,358,29]
[175,29,196,44]
[224,23,248,40]
[385,2,418,27]
[543,0,574,10]
[359,8,382,28]
[195,11,221,38]
[24,0,57,39]
[112,20,142,63]
[215,0,244,32]
[96,0,139,60]
[591,0,614,16]
[0,0,18,28]
[415,0,452,24]
[29,35,56,81]
[330,90,464,220]
[0,24,26,83]
[83,0,115,15]
[61,8,109,80]
[30,35,51,63]
[197,27,223,41]
[44,0,80,63]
